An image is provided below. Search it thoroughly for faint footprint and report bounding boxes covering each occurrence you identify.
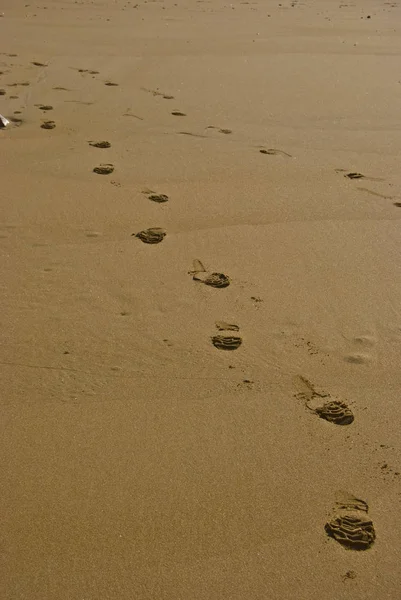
[206,126,232,135]
[93,164,114,175]
[178,131,207,138]
[295,375,354,425]
[258,147,292,157]
[141,87,174,99]
[189,259,230,288]
[325,492,376,550]
[356,187,394,200]
[215,321,239,332]
[212,322,242,350]
[335,168,384,182]
[344,353,372,365]
[132,227,166,244]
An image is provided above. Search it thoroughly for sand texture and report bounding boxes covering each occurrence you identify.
[1,0,401,598]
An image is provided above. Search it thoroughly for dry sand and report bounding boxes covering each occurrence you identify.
[1,0,401,598]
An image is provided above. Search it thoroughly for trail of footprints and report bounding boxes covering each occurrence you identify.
[2,55,387,560]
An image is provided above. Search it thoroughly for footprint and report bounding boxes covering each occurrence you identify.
[215,321,239,332]
[314,400,354,425]
[206,126,232,135]
[132,227,166,244]
[36,104,53,111]
[178,131,207,138]
[93,164,114,175]
[335,168,384,182]
[148,193,169,203]
[171,110,186,116]
[295,376,354,425]
[32,61,47,67]
[212,322,242,350]
[259,147,292,157]
[345,172,365,179]
[325,493,376,550]
[7,116,24,127]
[89,140,111,148]
[105,82,118,86]
[41,120,56,129]
[189,259,230,288]
[0,89,5,96]
[123,111,144,120]
[356,187,394,200]
[394,202,401,207]
[212,334,242,351]
[344,353,371,365]
[141,87,175,100]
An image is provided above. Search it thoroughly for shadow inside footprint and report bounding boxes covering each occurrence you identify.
[41,120,56,129]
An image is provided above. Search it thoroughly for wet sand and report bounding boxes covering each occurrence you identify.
[1,0,401,598]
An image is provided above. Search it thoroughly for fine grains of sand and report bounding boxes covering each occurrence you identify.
[1,0,401,599]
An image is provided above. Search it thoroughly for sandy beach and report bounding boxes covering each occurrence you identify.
[1,0,401,598]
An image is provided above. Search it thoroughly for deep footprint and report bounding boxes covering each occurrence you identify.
[296,376,354,425]
[148,193,169,203]
[212,334,242,351]
[325,494,376,550]
[190,259,230,288]
[194,272,230,288]
[89,141,111,148]
[93,164,114,175]
[315,400,354,425]
[41,120,56,129]
[133,227,166,244]
[345,172,365,179]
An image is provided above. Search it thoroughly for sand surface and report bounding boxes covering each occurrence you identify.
[1,0,401,598]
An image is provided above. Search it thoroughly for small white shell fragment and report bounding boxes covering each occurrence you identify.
[0,114,10,128]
